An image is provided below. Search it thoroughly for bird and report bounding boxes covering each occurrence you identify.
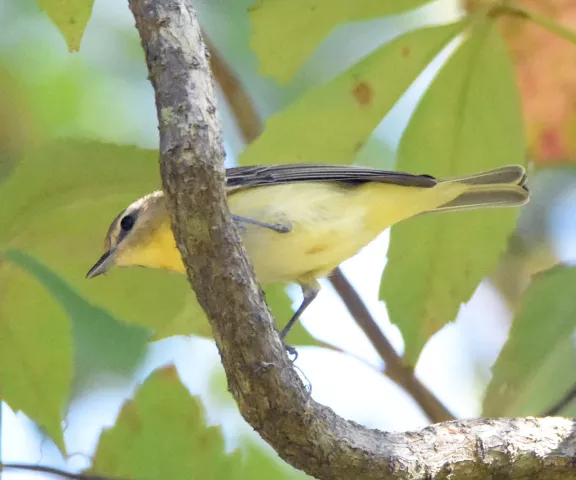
[87,164,529,356]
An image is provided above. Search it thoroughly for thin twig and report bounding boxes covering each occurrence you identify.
[206,37,262,144]
[206,39,455,424]
[542,382,576,417]
[0,463,118,480]
[329,268,455,422]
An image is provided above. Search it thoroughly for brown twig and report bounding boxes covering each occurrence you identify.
[206,37,455,424]
[206,37,262,144]
[329,268,455,422]
[0,463,117,480]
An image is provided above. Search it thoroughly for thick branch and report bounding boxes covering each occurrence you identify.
[128,0,576,478]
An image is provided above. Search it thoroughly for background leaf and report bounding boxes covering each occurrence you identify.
[4,250,150,396]
[36,0,95,52]
[483,266,576,417]
[0,252,72,451]
[249,0,433,82]
[380,20,525,364]
[240,22,463,166]
[0,139,205,338]
[91,365,240,480]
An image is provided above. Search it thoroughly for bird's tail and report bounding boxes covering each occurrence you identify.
[431,165,530,214]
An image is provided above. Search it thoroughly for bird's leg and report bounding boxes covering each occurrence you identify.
[232,214,292,233]
[280,280,320,360]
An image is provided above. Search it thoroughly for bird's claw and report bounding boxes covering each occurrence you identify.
[283,342,298,362]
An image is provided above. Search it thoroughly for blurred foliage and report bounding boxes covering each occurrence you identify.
[92,365,310,479]
[91,365,241,479]
[381,19,524,364]
[1,0,576,477]
[6,250,149,393]
[483,266,576,417]
[248,0,434,82]
[0,251,72,451]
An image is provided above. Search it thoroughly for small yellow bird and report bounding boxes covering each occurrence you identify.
[87,164,529,354]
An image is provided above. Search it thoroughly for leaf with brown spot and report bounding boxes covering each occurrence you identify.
[241,22,464,166]
[90,365,240,480]
[352,81,373,107]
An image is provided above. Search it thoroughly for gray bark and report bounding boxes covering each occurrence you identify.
[127,0,576,478]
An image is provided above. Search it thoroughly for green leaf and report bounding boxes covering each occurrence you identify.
[37,0,95,52]
[380,20,525,364]
[0,252,72,451]
[241,22,464,166]
[249,0,434,82]
[0,140,204,339]
[483,266,576,417]
[90,365,240,480]
[5,250,149,394]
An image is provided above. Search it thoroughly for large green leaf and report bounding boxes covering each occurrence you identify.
[90,365,240,480]
[0,253,72,451]
[483,266,576,417]
[240,22,464,166]
[249,0,434,82]
[36,0,95,52]
[5,250,149,395]
[380,20,525,364]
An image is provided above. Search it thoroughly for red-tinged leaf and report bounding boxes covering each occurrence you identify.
[497,0,576,163]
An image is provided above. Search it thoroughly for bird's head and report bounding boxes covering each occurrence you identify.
[86,191,184,278]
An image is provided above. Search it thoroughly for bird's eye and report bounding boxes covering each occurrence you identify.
[120,214,136,231]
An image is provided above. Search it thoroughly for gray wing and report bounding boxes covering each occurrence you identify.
[226,164,437,191]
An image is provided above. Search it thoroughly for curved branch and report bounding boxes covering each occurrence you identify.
[128,0,576,477]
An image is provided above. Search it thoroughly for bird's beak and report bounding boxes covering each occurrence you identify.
[86,249,115,279]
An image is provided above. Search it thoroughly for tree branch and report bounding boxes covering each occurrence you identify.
[205,38,455,424]
[128,0,576,477]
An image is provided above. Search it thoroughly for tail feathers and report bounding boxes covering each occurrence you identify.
[431,165,529,214]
